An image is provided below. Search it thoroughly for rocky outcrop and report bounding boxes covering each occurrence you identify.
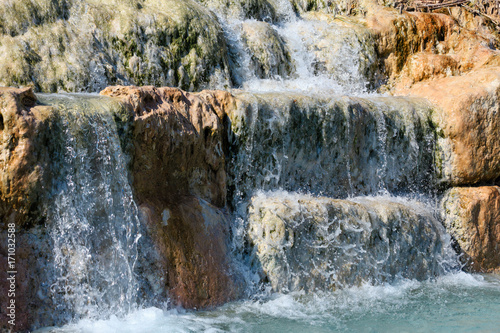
[400,68,500,186]
[0,0,230,92]
[0,87,53,227]
[365,6,500,267]
[441,186,500,273]
[227,91,435,199]
[364,4,499,90]
[360,5,500,185]
[101,85,242,308]
[248,192,455,292]
[0,87,57,332]
[0,86,244,332]
[240,20,294,79]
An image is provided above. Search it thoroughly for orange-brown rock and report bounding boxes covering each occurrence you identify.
[398,67,500,185]
[364,4,499,90]
[397,52,459,87]
[0,87,53,229]
[0,87,56,332]
[441,186,500,273]
[101,86,242,308]
[363,4,500,185]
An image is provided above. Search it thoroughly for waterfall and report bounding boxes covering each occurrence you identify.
[207,0,377,94]
[226,91,457,293]
[214,0,457,295]
[247,191,458,293]
[228,93,437,200]
[11,1,496,332]
[38,94,141,322]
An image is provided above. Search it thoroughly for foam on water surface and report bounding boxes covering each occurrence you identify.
[37,273,500,333]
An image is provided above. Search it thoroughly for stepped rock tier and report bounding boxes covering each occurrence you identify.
[0,0,500,331]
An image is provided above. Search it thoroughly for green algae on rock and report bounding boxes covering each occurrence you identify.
[240,20,295,79]
[227,91,437,200]
[0,0,231,92]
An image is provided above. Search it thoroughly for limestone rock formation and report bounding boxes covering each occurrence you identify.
[441,186,500,273]
[401,68,500,186]
[101,85,242,308]
[0,87,58,332]
[360,5,500,185]
[240,20,294,79]
[248,192,455,292]
[0,87,53,228]
[0,86,244,332]
[0,0,231,92]
[227,91,435,199]
[364,5,499,90]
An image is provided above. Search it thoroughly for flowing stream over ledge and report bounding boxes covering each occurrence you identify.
[28,1,500,332]
[36,94,142,323]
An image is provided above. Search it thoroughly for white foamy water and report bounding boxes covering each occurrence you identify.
[37,273,500,333]
[215,0,377,96]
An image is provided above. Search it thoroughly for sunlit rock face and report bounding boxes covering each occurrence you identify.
[364,6,500,91]
[247,192,457,292]
[400,68,500,187]
[0,87,55,331]
[441,186,500,273]
[0,0,231,92]
[0,87,52,229]
[356,5,500,186]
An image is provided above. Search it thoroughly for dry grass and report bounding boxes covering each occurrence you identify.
[392,0,500,28]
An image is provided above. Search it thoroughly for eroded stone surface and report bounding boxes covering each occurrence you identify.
[248,192,455,292]
[441,186,500,273]
[101,85,242,308]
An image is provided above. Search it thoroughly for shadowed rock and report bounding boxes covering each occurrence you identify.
[101,85,243,308]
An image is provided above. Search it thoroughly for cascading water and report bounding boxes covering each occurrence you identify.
[37,94,141,323]
[208,0,377,94]
[247,192,459,292]
[32,1,500,332]
[227,93,436,199]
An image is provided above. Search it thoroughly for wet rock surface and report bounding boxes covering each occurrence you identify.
[101,86,243,308]
[441,186,500,273]
[0,0,231,92]
[0,87,55,331]
[227,91,436,199]
[248,192,456,292]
